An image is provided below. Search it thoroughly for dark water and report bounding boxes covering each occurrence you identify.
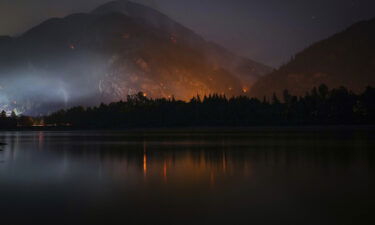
[0,127,374,225]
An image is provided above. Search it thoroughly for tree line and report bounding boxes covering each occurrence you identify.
[42,84,375,128]
[0,110,36,128]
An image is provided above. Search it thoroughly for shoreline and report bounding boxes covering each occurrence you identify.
[0,124,375,133]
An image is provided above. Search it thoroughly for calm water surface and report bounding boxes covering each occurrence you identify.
[0,127,374,225]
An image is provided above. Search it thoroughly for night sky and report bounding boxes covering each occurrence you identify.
[1,0,375,67]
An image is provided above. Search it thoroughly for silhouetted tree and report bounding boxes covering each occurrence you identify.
[318,84,329,99]
[39,86,375,129]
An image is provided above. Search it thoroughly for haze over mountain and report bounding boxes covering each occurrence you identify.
[0,0,270,115]
[250,17,375,98]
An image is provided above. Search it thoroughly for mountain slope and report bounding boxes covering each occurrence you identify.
[250,17,375,98]
[0,1,271,115]
[91,0,271,82]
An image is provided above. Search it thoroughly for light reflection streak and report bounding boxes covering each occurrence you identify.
[143,141,147,176]
[38,132,44,149]
[163,161,167,182]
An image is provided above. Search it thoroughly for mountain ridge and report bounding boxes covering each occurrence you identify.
[250,17,375,98]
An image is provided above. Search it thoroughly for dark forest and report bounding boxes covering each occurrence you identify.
[27,84,374,129]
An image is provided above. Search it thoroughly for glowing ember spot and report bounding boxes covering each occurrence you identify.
[228,87,233,91]
[69,44,75,50]
[170,35,177,44]
[122,33,130,39]
[242,88,248,93]
[143,93,147,97]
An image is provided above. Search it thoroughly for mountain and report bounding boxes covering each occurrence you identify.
[0,0,271,115]
[91,1,271,82]
[250,17,375,99]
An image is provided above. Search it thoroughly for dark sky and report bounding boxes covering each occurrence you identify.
[1,0,375,67]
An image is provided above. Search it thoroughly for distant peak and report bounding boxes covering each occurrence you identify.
[91,1,127,14]
[91,1,145,15]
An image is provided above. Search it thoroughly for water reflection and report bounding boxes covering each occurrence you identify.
[0,129,374,183]
[0,128,374,225]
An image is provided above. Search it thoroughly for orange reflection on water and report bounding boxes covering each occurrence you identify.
[135,151,252,186]
[143,153,147,176]
[38,132,44,149]
[163,161,168,182]
[222,152,227,173]
[104,144,253,186]
[143,142,147,176]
